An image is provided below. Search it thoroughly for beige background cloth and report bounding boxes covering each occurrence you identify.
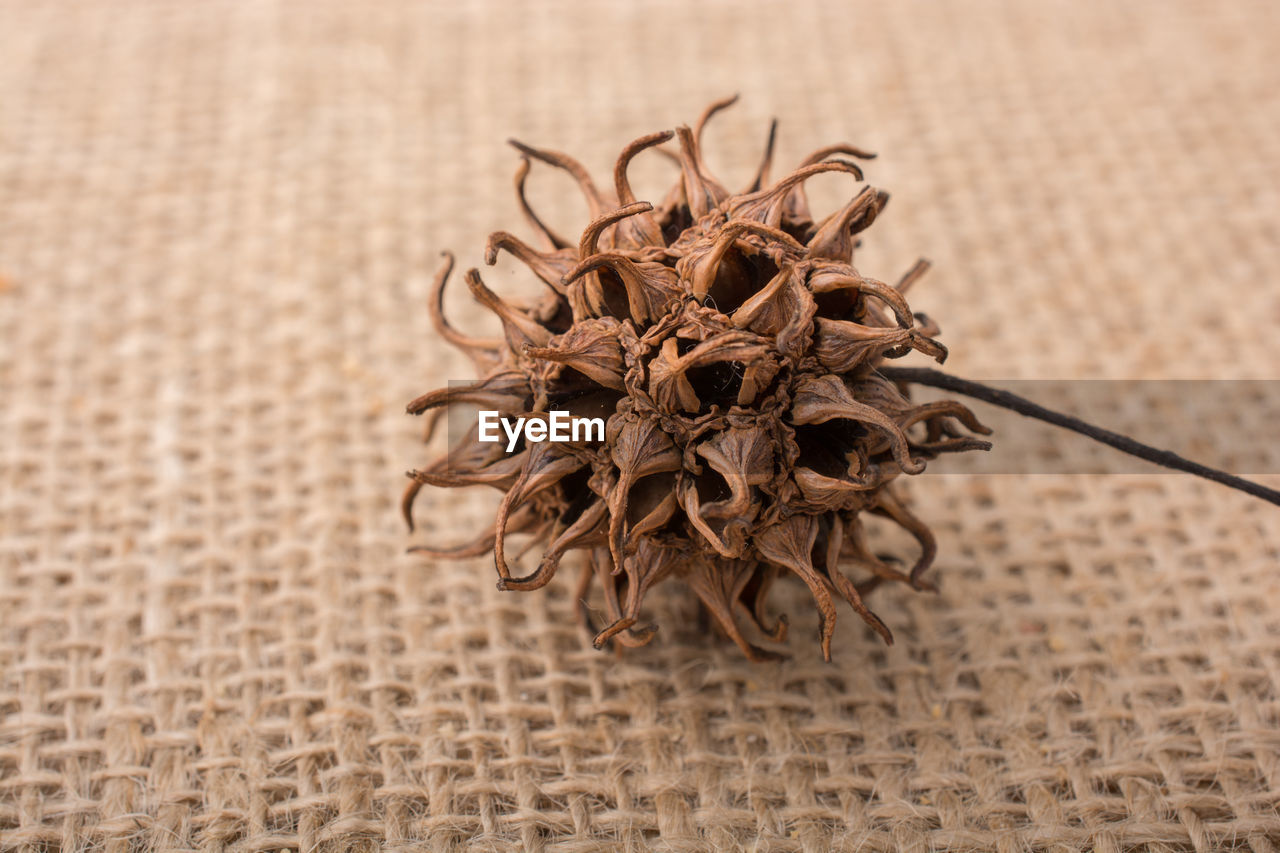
[2,1,1279,850]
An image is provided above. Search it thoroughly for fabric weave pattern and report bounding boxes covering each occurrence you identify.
[1,1,1278,850]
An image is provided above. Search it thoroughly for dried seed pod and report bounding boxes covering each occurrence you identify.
[405,99,995,661]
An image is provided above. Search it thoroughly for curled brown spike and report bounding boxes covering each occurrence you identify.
[729,218,808,252]
[685,558,784,661]
[509,138,609,220]
[579,201,656,258]
[840,512,918,589]
[405,504,537,559]
[618,542,677,627]
[694,428,775,524]
[896,258,931,294]
[614,131,676,248]
[562,252,682,323]
[615,130,676,204]
[689,95,741,201]
[746,118,778,193]
[798,142,878,167]
[754,515,838,661]
[807,270,915,329]
[694,93,740,150]
[405,448,526,489]
[588,547,626,632]
[895,400,992,437]
[407,531,496,560]
[589,549,665,648]
[502,498,608,592]
[419,406,447,444]
[825,564,894,645]
[674,125,730,220]
[464,268,554,350]
[688,220,755,298]
[677,219,803,309]
[857,277,917,329]
[405,369,529,416]
[806,186,880,262]
[731,264,792,328]
[584,549,660,650]
[680,476,738,558]
[604,417,682,578]
[492,442,584,584]
[428,252,504,362]
[725,160,864,228]
[484,231,576,292]
[842,189,891,247]
[792,466,888,504]
[790,375,925,475]
[611,624,660,648]
[401,479,424,532]
[784,156,875,237]
[904,331,949,363]
[514,155,571,251]
[593,616,639,649]
[882,320,943,359]
[913,311,941,338]
[873,487,939,588]
[740,563,788,641]
[914,437,994,457]
[811,318,921,373]
[817,514,895,641]
[574,559,596,632]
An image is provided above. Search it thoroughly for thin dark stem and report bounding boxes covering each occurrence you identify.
[879,366,1280,508]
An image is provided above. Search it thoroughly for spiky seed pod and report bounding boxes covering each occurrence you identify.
[405,97,992,661]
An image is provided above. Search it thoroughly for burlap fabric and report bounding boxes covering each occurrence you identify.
[2,1,1279,850]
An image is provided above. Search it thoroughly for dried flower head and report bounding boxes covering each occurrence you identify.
[404,97,994,661]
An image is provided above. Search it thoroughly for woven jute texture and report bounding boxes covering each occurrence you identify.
[2,1,1279,851]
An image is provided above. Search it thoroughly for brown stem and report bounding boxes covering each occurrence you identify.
[879,366,1280,508]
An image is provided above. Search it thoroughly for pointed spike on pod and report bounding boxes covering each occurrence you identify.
[464,268,554,350]
[579,201,656,259]
[746,118,779,193]
[799,142,878,166]
[693,93,740,149]
[674,125,730,220]
[513,154,571,250]
[615,129,676,204]
[508,138,609,219]
[754,515,838,661]
[896,258,931,294]
[726,160,864,228]
[484,230,575,292]
[806,185,879,262]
